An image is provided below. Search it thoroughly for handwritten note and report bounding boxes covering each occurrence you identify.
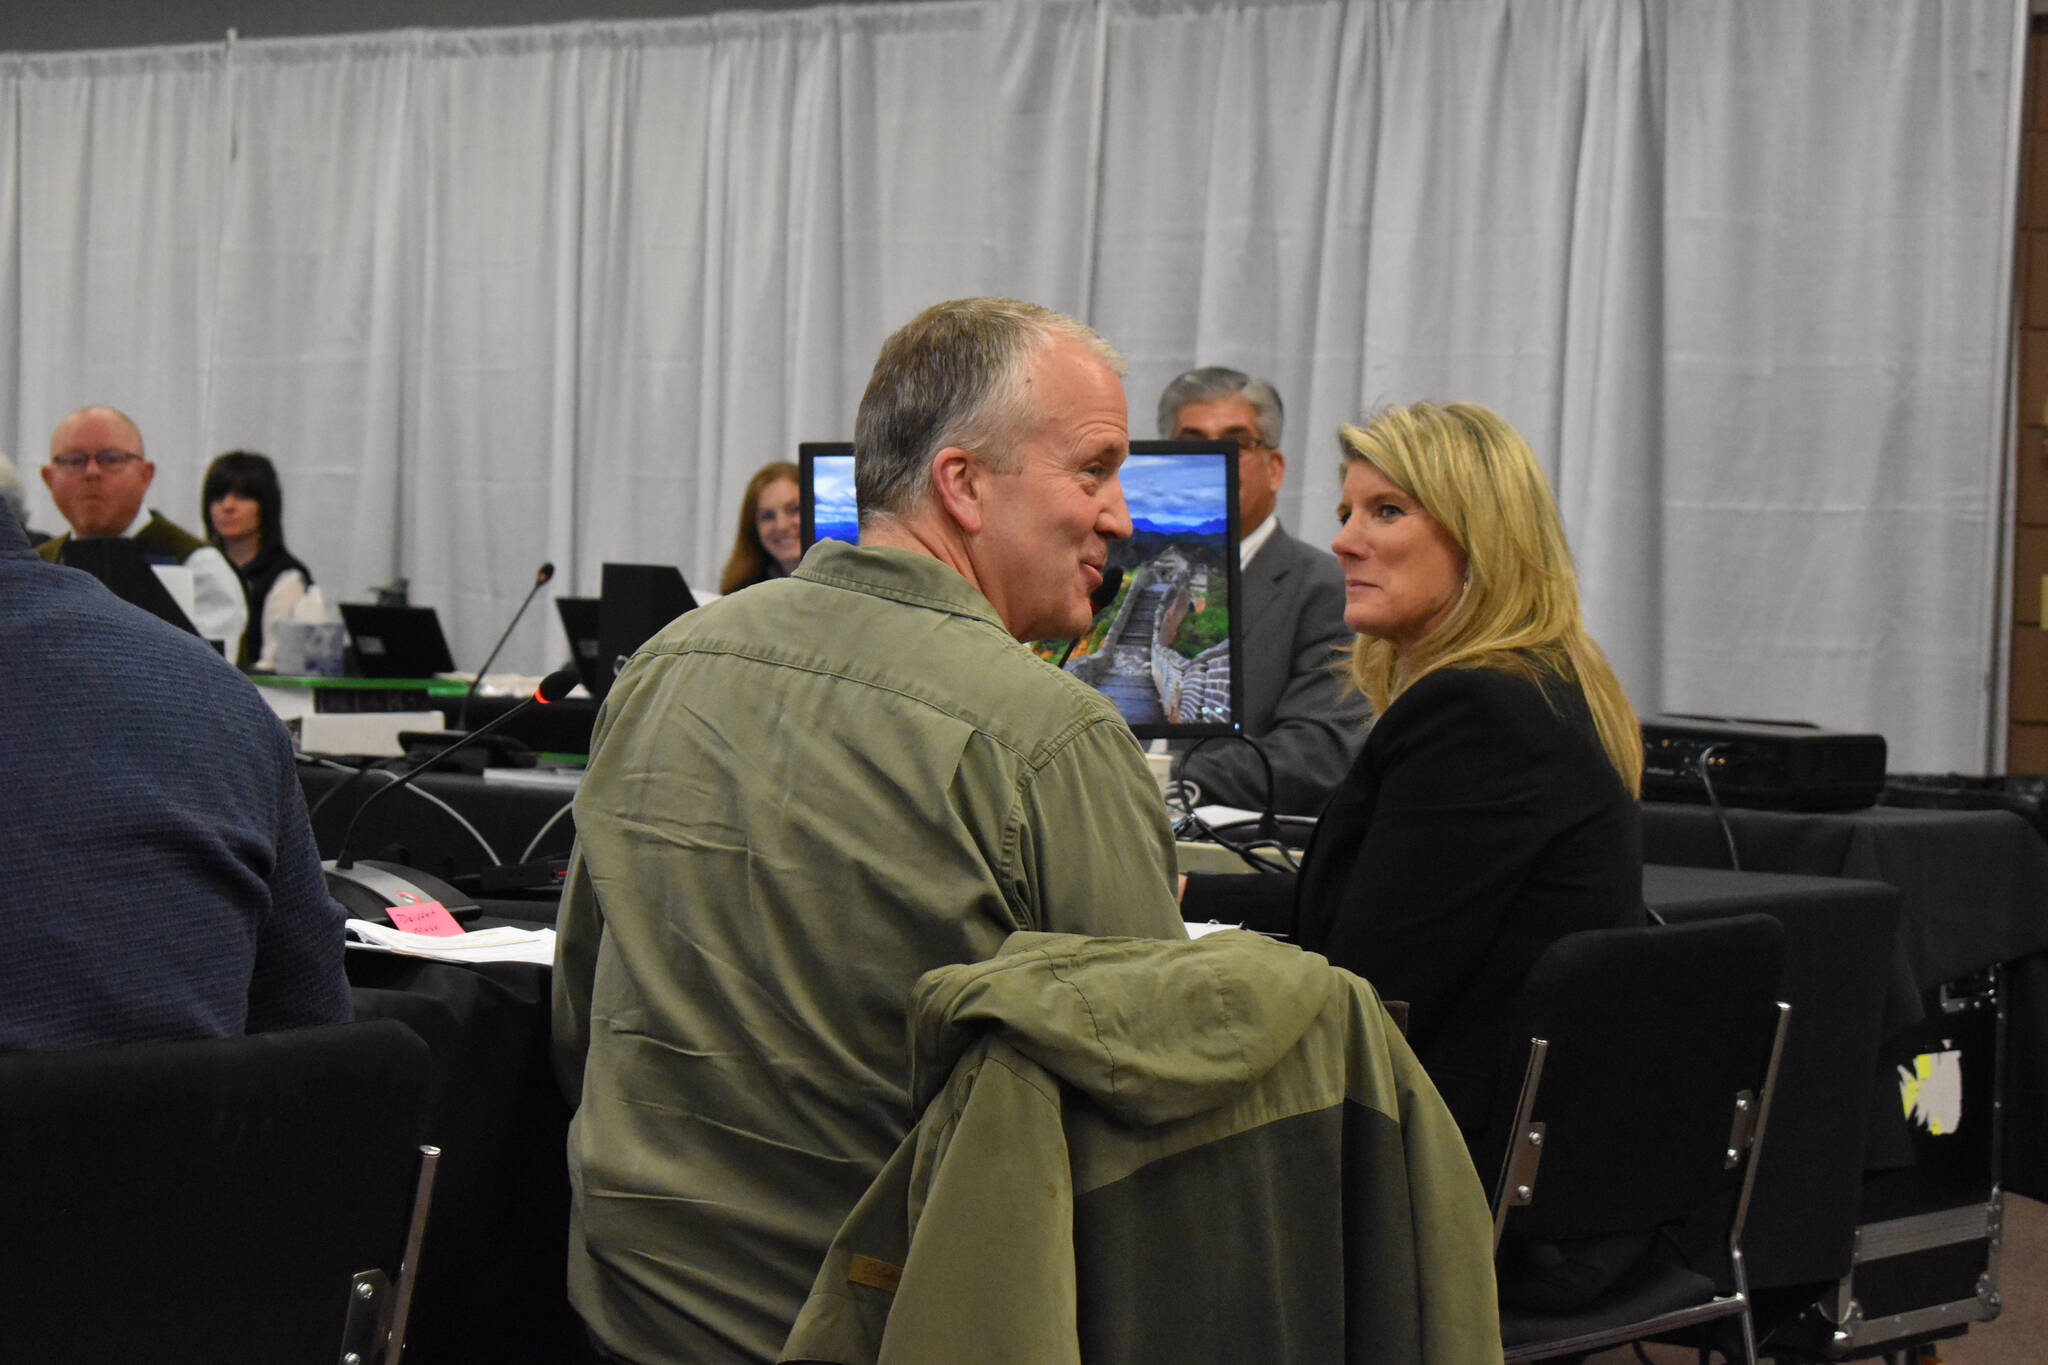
[386,901,465,937]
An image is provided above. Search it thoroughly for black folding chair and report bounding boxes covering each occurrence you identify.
[1489,915,1792,1364]
[0,1018,439,1364]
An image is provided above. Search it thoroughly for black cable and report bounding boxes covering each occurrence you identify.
[299,754,379,826]
[298,752,503,866]
[337,767,503,867]
[1167,749,1298,877]
[1177,809,1296,877]
[1179,733,1280,840]
[1697,742,1741,871]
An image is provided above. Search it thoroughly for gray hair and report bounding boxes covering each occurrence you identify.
[0,454,28,532]
[1155,365,1285,449]
[854,297,1124,522]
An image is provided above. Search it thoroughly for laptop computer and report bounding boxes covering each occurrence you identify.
[594,563,698,700]
[338,603,458,678]
[56,537,201,638]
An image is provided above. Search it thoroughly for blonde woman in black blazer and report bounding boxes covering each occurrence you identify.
[1304,400,1645,1137]
[1314,401,1651,1311]
[1182,401,1648,1307]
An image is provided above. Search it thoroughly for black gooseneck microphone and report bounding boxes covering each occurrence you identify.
[336,667,580,872]
[323,669,580,924]
[1055,566,1125,668]
[458,561,556,730]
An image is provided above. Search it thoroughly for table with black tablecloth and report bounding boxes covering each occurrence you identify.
[1643,802,2048,1202]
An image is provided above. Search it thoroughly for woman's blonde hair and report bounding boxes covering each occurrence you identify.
[1339,401,1642,795]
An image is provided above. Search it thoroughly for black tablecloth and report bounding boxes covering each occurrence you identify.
[300,763,580,886]
[1643,803,2048,986]
[349,870,1898,1334]
[335,858,1953,1352]
[1644,801,2048,1202]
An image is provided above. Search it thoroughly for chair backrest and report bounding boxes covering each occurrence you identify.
[0,1018,433,1363]
[1492,914,1788,1246]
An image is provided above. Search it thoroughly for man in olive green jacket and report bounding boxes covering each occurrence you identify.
[553,298,1188,1365]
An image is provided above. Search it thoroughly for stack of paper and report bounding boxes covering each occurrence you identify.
[345,919,556,965]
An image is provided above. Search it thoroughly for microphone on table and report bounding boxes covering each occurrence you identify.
[1055,566,1125,669]
[324,668,581,922]
[458,561,556,730]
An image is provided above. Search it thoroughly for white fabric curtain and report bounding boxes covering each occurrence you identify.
[0,0,2022,772]
[1658,1,2023,773]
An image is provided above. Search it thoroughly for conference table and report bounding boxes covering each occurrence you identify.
[319,770,2048,1355]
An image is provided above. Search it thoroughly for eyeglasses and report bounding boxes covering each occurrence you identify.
[48,450,143,473]
[1176,428,1267,455]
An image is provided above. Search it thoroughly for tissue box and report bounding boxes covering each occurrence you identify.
[273,619,347,676]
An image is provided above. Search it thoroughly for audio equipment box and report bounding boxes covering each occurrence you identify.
[1641,714,1887,811]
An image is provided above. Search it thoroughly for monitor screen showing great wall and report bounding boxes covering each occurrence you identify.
[1035,440,1241,740]
[800,439,1243,740]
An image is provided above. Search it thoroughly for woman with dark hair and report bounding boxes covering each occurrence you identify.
[718,461,803,595]
[203,450,313,670]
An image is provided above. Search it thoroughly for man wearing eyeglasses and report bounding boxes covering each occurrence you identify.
[38,405,247,652]
[1158,366,1367,815]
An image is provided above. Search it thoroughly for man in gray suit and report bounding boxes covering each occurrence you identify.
[1158,367,1368,814]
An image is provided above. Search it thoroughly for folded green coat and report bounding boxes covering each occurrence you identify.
[782,930,1504,1364]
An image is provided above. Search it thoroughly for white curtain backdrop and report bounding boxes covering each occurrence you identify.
[0,0,2023,773]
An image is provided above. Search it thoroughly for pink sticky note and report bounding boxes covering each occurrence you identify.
[387,901,465,937]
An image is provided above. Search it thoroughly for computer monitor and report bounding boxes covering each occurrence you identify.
[799,442,857,548]
[797,438,1242,741]
[338,603,458,678]
[555,596,603,694]
[1046,439,1241,739]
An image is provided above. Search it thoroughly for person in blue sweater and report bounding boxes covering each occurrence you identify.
[0,503,349,1049]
